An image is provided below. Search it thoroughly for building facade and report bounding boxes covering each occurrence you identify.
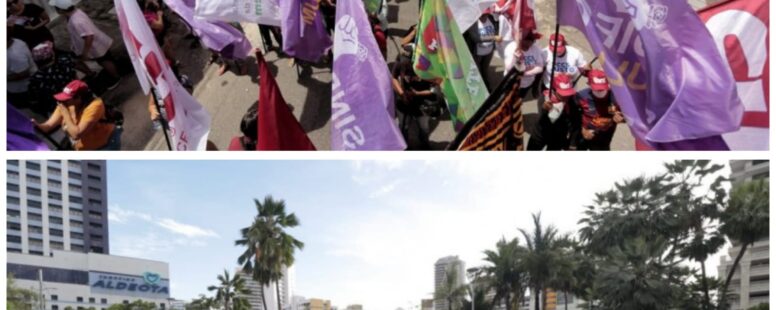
[7,250,171,310]
[236,266,292,310]
[434,256,466,310]
[7,160,110,255]
[716,160,769,310]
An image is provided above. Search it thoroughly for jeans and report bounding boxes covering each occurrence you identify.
[99,126,123,151]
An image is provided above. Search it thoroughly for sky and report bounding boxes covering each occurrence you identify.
[106,159,733,310]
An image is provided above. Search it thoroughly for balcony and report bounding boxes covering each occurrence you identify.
[751,250,768,261]
[750,264,768,278]
[748,297,769,307]
[27,219,43,227]
[50,235,64,242]
[8,164,19,172]
[70,226,84,233]
[69,202,83,210]
[48,185,62,192]
[49,173,61,181]
[69,178,82,186]
[27,207,43,215]
[28,232,44,240]
[27,181,42,189]
[70,238,85,246]
[7,216,21,224]
[49,223,64,230]
[7,190,20,198]
[7,229,22,236]
[49,209,63,217]
[749,281,769,294]
[7,203,20,211]
[7,242,22,250]
[26,169,41,177]
[28,243,44,252]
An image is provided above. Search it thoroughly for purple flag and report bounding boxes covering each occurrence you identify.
[332,0,406,150]
[7,105,48,151]
[280,0,333,63]
[165,0,252,60]
[558,0,744,150]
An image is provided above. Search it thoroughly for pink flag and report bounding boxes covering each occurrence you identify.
[116,0,211,150]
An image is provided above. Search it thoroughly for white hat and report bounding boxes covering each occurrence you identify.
[50,0,75,10]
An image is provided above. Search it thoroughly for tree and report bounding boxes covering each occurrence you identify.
[187,295,219,310]
[718,180,769,310]
[482,237,528,310]
[518,213,565,310]
[236,196,304,310]
[7,274,39,310]
[207,270,251,310]
[106,300,158,310]
[434,265,468,310]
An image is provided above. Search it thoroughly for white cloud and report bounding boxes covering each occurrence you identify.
[108,205,152,223]
[368,180,401,199]
[156,218,219,238]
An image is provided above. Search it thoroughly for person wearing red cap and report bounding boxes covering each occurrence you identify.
[513,30,545,99]
[574,69,625,150]
[32,80,122,150]
[541,33,589,90]
[527,74,579,150]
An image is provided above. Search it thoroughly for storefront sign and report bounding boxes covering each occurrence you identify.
[89,272,170,298]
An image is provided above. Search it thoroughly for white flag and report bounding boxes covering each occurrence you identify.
[194,0,281,26]
[116,0,211,150]
[447,0,498,33]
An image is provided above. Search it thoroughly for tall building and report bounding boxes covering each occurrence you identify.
[717,160,769,310]
[434,256,465,310]
[303,299,331,310]
[237,265,292,310]
[7,160,110,255]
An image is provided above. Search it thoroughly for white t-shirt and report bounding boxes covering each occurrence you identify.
[7,38,37,93]
[68,9,113,59]
[476,19,496,56]
[542,45,586,88]
[518,43,545,89]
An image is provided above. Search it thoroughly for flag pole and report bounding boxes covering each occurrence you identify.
[151,87,174,151]
[548,0,562,98]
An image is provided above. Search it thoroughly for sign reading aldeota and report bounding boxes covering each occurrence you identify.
[89,272,170,297]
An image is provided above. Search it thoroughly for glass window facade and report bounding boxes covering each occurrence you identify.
[7,264,89,285]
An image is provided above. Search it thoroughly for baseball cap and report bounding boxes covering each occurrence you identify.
[54,80,89,102]
[588,69,610,91]
[552,74,575,97]
[548,33,566,55]
[50,0,74,10]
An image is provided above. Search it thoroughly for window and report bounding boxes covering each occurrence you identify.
[50,229,63,237]
[77,297,83,302]
[89,199,102,206]
[88,175,102,182]
[8,248,22,253]
[123,301,129,305]
[8,210,21,218]
[70,232,84,239]
[101,299,107,304]
[7,197,20,205]
[90,247,104,253]
[8,235,21,243]
[753,160,769,166]
[69,196,83,204]
[88,187,101,195]
[89,298,95,303]
[49,167,61,175]
[8,171,20,180]
[27,188,42,196]
[9,160,19,166]
[48,180,62,189]
[49,217,63,225]
[87,163,101,171]
[51,295,58,301]
[28,214,42,221]
[89,222,103,229]
[52,306,59,310]
[69,185,82,193]
[90,234,103,241]
[7,183,19,192]
[29,250,43,256]
[160,303,166,310]
[71,245,84,251]
[48,192,63,200]
[8,223,21,230]
[26,161,41,170]
[70,210,83,217]
[28,200,42,208]
[50,242,64,250]
[28,176,41,184]
[88,211,102,219]
[28,226,43,234]
[69,172,82,179]
[29,239,43,247]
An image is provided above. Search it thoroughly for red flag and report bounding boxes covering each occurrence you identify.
[256,51,316,150]
[511,0,536,42]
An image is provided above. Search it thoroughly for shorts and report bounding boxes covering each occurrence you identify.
[93,50,116,64]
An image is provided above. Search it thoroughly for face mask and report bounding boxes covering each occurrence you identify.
[592,90,608,99]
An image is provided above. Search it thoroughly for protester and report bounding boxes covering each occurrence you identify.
[541,33,589,91]
[138,0,174,61]
[321,0,336,34]
[513,30,544,98]
[7,0,55,49]
[575,69,625,151]
[258,24,283,52]
[208,22,251,76]
[527,74,579,151]
[7,24,37,108]
[466,13,500,90]
[228,103,259,151]
[33,80,122,150]
[391,51,442,150]
[51,0,120,88]
[369,13,387,60]
[29,41,76,116]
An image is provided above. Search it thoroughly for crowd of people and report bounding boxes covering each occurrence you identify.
[7,0,625,151]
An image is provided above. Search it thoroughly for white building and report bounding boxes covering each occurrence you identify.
[434,256,465,310]
[7,250,171,310]
[7,160,110,255]
[716,160,769,310]
[236,265,293,310]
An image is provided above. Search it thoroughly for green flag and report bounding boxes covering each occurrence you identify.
[363,0,381,14]
[412,0,489,131]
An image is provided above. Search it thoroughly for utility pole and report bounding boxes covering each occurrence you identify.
[38,269,45,310]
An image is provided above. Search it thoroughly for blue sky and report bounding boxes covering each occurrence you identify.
[106,159,732,309]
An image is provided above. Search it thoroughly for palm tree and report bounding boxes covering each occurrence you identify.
[236,196,304,310]
[435,265,468,310]
[518,213,563,310]
[548,238,578,310]
[207,270,251,310]
[187,295,219,310]
[719,180,769,310]
[482,237,528,310]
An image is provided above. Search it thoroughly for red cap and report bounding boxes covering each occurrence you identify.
[54,80,89,102]
[549,33,566,55]
[552,74,576,97]
[522,30,543,41]
[587,69,610,91]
